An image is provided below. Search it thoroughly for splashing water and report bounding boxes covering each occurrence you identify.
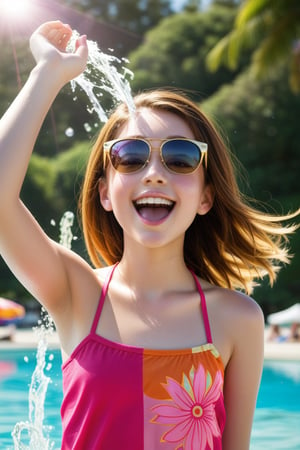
[67,31,136,123]
[11,212,76,449]
[59,211,75,249]
[12,315,55,450]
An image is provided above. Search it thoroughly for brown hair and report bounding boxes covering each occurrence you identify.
[80,89,298,293]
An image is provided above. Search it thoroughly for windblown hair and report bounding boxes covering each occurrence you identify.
[80,89,298,293]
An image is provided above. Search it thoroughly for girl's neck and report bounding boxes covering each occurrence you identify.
[117,245,194,297]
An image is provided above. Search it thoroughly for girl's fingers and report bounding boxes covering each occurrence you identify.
[75,35,87,52]
[57,30,73,51]
[74,35,88,70]
[30,21,88,79]
[36,21,73,51]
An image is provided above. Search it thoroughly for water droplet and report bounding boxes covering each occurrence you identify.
[65,127,74,137]
[84,122,92,133]
[24,356,29,363]
[50,219,56,226]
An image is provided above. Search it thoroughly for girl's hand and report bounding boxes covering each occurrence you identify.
[30,21,88,85]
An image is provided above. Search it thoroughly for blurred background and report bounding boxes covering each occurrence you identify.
[0,0,299,321]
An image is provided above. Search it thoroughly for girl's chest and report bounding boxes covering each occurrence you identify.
[96,290,209,351]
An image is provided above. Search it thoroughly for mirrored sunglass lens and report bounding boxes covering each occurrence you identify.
[162,140,201,173]
[110,140,149,173]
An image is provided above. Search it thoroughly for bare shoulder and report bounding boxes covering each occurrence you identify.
[201,281,264,366]
[221,286,261,318]
[203,280,264,325]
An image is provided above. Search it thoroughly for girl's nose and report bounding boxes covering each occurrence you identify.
[141,151,167,184]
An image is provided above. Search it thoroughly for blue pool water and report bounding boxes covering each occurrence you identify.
[0,348,63,450]
[0,348,300,449]
[251,360,300,450]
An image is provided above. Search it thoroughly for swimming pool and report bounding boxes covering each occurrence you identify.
[0,348,62,450]
[0,349,300,449]
[251,360,300,450]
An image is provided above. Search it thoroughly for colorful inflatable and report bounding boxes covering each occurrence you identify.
[0,298,25,325]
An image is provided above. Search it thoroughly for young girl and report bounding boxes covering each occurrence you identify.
[0,21,298,450]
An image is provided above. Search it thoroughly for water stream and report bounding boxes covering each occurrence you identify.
[67,31,135,123]
[11,320,55,450]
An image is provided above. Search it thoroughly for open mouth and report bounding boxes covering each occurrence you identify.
[133,197,175,222]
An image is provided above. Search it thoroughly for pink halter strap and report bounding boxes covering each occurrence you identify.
[91,263,119,334]
[190,270,213,344]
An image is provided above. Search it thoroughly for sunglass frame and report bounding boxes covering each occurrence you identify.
[103,138,208,174]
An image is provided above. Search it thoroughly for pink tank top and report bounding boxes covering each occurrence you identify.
[61,265,225,449]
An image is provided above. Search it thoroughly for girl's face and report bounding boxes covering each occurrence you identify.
[99,108,213,252]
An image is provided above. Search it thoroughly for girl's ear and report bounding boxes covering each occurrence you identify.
[98,177,113,211]
[197,183,214,216]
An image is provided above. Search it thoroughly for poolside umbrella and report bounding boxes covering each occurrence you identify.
[0,298,25,325]
[267,303,300,326]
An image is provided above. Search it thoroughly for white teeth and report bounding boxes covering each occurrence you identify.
[135,197,173,207]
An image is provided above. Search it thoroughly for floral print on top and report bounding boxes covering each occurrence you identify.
[142,344,225,450]
[152,365,223,449]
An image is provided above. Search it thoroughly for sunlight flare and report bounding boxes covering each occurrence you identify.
[1,0,34,22]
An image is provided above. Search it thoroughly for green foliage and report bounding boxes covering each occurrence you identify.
[182,0,202,13]
[52,141,91,211]
[207,0,300,92]
[0,40,34,117]
[33,86,101,157]
[128,5,248,99]
[202,65,300,313]
[202,65,300,203]
[62,0,173,34]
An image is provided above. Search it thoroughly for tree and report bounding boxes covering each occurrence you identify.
[182,0,202,13]
[206,0,300,92]
[128,4,245,99]
[63,0,174,34]
[202,64,300,313]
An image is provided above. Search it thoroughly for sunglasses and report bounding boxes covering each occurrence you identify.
[103,138,208,175]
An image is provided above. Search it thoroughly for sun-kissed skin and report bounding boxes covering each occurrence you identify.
[0,21,265,449]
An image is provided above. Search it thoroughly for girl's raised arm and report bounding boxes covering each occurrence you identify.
[0,22,88,316]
